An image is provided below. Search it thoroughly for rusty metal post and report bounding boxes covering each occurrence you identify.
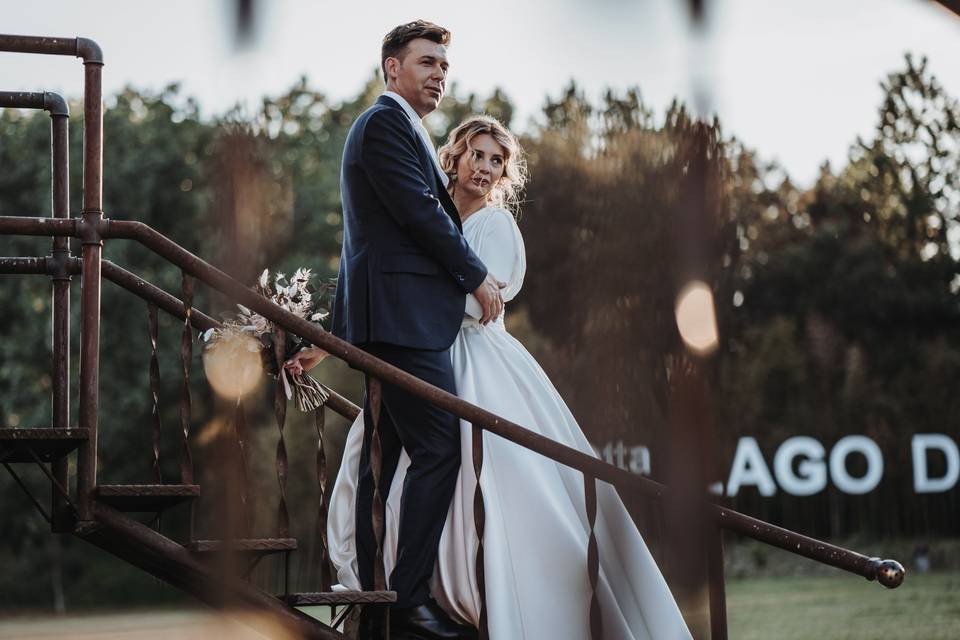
[706,525,728,640]
[49,95,72,532]
[76,40,105,522]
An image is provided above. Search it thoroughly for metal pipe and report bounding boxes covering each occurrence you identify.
[706,526,728,640]
[50,101,71,532]
[77,48,104,522]
[101,218,906,588]
[0,257,48,273]
[709,505,904,588]
[0,34,103,63]
[0,216,77,237]
[0,90,68,116]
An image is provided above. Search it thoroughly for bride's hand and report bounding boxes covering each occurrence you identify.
[283,346,329,375]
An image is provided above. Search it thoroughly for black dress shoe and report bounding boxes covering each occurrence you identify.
[390,599,478,640]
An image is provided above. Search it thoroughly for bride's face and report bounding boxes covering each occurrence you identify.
[455,133,506,201]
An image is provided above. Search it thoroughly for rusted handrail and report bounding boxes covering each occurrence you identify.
[0,214,906,589]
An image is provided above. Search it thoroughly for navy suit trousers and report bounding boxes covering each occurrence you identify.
[355,342,460,608]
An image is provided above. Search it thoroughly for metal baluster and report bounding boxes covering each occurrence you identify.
[367,376,386,591]
[584,474,602,640]
[315,405,332,591]
[472,424,489,640]
[147,303,163,483]
[273,329,290,538]
[234,398,252,537]
[180,273,195,539]
[179,273,195,484]
[76,46,104,523]
[48,96,71,532]
[707,525,728,640]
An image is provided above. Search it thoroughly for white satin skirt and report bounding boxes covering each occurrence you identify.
[327,319,692,639]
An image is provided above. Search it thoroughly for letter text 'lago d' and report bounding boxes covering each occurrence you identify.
[595,434,959,497]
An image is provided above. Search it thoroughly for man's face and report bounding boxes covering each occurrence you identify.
[386,38,448,118]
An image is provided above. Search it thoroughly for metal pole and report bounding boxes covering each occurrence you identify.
[50,96,72,532]
[706,525,728,640]
[77,48,104,522]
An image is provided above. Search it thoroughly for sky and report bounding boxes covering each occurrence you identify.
[2,0,959,187]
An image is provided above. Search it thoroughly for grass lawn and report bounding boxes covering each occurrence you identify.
[726,571,960,640]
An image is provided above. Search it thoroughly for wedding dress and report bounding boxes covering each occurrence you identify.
[328,206,692,640]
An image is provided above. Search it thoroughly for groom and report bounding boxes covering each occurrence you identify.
[331,20,502,639]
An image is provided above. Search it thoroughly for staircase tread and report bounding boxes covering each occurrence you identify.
[0,427,88,462]
[282,590,397,605]
[96,483,200,495]
[94,484,200,511]
[188,538,298,554]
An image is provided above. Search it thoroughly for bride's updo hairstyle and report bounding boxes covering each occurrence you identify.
[438,115,528,212]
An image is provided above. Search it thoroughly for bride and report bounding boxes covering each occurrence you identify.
[287,115,691,640]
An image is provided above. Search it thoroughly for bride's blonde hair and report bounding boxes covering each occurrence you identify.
[438,115,527,212]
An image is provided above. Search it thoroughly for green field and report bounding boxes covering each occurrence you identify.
[1,573,957,638]
[726,572,960,640]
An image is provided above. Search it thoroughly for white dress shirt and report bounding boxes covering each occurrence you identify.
[382,91,450,188]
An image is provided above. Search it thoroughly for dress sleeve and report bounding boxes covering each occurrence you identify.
[465,208,527,319]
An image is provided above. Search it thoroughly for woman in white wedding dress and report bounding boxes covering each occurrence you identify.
[289,116,691,640]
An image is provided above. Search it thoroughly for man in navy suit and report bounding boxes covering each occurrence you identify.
[331,20,502,639]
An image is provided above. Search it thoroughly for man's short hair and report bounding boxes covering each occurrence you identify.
[381,20,451,83]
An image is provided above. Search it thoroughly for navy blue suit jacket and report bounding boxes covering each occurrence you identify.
[331,96,488,350]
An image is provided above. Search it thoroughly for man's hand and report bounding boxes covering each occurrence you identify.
[473,273,507,324]
[283,346,329,376]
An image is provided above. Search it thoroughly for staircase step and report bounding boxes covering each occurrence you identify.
[0,428,87,463]
[187,538,298,557]
[282,590,397,606]
[95,484,200,511]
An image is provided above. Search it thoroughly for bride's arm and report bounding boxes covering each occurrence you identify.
[465,209,525,319]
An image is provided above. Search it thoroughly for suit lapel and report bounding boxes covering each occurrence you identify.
[412,133,461,230]
[378,96,462,232]
[437,182,461,231]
